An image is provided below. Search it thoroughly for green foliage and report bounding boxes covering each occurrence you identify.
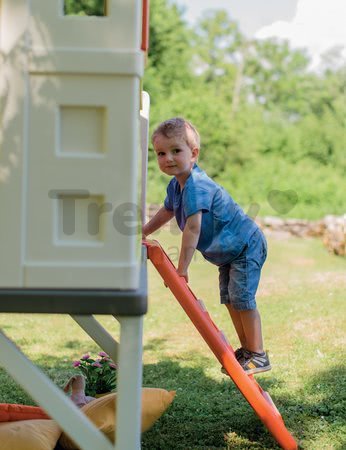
[144,3,346,219]
[245,38,311,114]
[218,156,346,219]
[63,0,105,16]
[193,10,243,86]
[144,0,193,99]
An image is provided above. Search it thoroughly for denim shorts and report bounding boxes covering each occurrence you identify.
[218,228,267,311]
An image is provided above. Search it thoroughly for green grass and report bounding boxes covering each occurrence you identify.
[0,231,345,449]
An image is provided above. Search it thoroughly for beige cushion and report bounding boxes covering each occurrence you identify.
[0,419,61,450]
[59,388,175,449]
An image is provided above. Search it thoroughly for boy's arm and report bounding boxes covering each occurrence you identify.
[142,206,174,238]
[177,212,202,282]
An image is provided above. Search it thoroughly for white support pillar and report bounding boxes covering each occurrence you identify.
[115,316,144,450]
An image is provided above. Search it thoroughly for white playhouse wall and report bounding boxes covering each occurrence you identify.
[0,1,144,289]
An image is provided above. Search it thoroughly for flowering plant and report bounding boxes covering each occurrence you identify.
[72,352,117,396]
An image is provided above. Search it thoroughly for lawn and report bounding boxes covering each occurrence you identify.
[0,230,345,449]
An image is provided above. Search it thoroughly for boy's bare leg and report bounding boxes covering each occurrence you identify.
[239,308,264,354]
[225,304,247,349]
[226,305,264,353]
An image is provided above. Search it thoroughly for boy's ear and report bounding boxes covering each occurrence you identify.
[191,147,199,160]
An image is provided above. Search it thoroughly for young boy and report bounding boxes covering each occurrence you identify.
[142,117,271,375]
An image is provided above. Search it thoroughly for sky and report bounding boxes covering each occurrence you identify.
[175,0,346,69]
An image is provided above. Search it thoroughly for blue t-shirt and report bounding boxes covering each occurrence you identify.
[164,164,258,266]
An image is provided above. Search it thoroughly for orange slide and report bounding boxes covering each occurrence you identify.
[145,240,297,450]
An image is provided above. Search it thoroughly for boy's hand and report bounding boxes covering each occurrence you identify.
[177,270,189,283]
[141,224,148,239]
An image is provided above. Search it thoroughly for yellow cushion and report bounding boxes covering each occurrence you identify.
[59,388,175,449]
[0,419,61,450]
[141,388,176,432]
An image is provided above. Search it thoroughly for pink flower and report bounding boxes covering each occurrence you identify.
[72,361,81,367]
[109,363,117,369]
[92,362,102,368]
[98,351,108,358]
[81,353,90,360]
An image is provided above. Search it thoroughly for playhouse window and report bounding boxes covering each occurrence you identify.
[63,0,107,17]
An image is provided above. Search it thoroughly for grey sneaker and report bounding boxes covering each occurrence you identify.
[242,351,271,375]
[221,347,249,374]
[234,347,250,363]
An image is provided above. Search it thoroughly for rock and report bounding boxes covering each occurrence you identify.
[323,214,345,256]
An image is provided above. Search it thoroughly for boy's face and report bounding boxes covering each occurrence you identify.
[153,132,199,182]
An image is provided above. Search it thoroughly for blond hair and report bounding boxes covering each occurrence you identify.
[152,117,200,149]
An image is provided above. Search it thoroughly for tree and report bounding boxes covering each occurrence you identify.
[192,10,245,110]
[194,10,243,82]
[144,0,193,98]
[245,38,312,116]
